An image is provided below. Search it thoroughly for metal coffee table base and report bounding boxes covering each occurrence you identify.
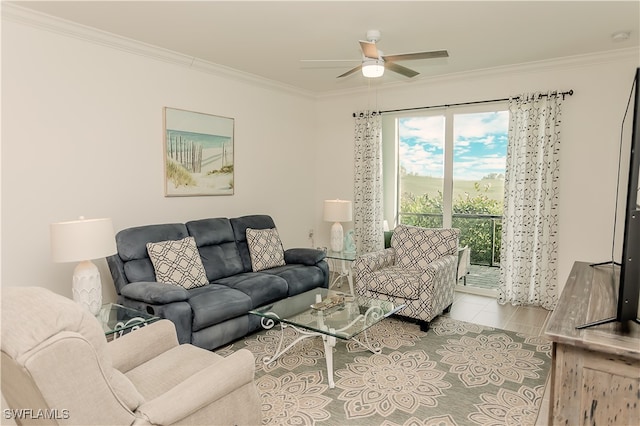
[259,306,385,389]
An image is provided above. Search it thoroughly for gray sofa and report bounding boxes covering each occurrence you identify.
[107,215,329,350]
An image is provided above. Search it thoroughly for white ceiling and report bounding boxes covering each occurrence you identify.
[12,1,640,94]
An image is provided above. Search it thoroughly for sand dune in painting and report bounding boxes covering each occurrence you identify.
[166,146,233,196]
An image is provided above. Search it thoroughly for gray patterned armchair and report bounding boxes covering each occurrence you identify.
[353,225,459,331]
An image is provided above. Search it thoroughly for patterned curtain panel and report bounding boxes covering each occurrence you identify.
[498,93,563,310]
[353,110,384,255]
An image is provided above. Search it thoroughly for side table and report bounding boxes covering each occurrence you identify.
[325,250,357,295]
[97,303,159,340]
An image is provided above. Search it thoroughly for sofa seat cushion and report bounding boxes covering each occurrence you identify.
[187,285,253,332]
[259,264,325,296]
[366,266,424,300]
[214,272,288,308]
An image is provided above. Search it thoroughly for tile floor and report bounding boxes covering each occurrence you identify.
[446,291,553,426]
[447,291,552,336]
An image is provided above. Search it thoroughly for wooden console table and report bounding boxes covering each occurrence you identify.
[545,261,640,425]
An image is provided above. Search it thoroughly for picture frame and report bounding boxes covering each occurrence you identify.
[163,107,234,196]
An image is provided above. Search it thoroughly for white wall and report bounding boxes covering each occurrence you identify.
[1,17,318,302]
[314,50,640,291]
[3,9,639,304]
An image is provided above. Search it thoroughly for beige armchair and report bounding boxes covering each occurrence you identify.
[1,287,261,425]
[353,225,459,331]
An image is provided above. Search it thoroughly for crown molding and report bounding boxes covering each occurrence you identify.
[317,47,640,99]
[421,48,640,86]
[4,2,638,101]
[1,2,317,99]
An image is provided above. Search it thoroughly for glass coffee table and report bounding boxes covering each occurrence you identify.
[249,288,404,388]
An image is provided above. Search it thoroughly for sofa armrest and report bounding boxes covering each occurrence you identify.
[108,320,179,373]
[284,248,326,265]
[120,282,190,305]
[135,349,259,425]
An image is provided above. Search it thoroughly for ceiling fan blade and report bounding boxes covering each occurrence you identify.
[337,65,362,78]
[382,50,449,62]
[386,62,419,78]
[359,40,379,59]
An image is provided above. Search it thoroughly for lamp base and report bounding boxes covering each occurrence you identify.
[72,260,102,316]
[330,222,344,252]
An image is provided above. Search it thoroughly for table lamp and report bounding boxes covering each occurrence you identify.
[323,199,353,252]
[50,217,117,315]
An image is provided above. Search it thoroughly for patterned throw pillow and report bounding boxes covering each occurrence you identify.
[146,237,209,289]
[246,227,286,272]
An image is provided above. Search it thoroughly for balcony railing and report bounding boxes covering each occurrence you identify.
[398,212,503,267]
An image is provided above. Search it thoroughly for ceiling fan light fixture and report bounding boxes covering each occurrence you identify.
[362,59,384,78]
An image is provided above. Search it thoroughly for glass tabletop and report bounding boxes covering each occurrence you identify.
[97,303,160,337]
[325,250,357,261]
[249,288,404,340]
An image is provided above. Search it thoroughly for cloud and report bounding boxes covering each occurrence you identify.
[454,111,508,140]
[398,111,508,179]
[399,116,444,148]
[399,142,443,177]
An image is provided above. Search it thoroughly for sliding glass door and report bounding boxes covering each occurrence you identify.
[384,105,508,287]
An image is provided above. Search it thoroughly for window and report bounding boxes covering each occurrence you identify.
[382,104,508,268]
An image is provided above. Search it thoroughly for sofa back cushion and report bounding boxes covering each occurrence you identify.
[115,223,189,284]
[230,215,277,273]
[186,218,245,281]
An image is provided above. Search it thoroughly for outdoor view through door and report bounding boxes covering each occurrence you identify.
[396,107,508,291]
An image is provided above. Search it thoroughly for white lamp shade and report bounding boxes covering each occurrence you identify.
[323,200,353,223]
[362,59,385,78]
[50,217,117,263]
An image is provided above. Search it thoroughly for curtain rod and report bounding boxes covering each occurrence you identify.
[352,89,573,117]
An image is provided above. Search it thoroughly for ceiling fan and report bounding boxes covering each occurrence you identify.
[302,30,448,79]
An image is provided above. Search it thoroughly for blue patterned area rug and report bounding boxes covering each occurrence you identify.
[216,316,551,426]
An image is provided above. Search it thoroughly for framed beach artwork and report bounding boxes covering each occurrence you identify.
[163,107,234,196]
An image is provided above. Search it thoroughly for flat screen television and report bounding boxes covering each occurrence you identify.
[619,67,640,325]
[579,67,640,329]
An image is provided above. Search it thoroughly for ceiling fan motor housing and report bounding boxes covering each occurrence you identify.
[366,29,381,42]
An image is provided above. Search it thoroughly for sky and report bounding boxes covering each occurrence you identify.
[399,111,509,181]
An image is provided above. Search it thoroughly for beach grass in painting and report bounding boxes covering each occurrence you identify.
[164,108,234,196]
